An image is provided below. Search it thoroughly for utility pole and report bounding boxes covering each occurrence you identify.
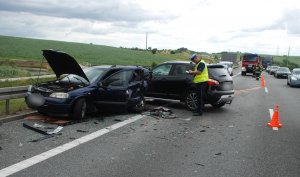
[288,46,290,57]
[146,32,148,50]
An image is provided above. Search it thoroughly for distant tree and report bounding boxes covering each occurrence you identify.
[151,48,158,54]
[148,47,152,50]
[170,50,176,54]
[151,62,157,68]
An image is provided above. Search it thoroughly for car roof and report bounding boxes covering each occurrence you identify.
[278,67,289,69]
[162,61,225,68]
[163,61,191,64]
[220,61,233,64]
[91,65,145,70]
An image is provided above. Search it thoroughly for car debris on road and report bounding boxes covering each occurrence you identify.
[143,106,176,119]
[23,122,63,135]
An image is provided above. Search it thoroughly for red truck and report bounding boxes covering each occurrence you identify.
[241,53,261,76]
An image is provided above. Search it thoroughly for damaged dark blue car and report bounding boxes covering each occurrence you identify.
[25,49,150,119]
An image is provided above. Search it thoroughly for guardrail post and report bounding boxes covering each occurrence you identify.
[5,99,10,114]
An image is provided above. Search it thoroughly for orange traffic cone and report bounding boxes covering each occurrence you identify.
[261,75,265,87]
[267,105,282,128]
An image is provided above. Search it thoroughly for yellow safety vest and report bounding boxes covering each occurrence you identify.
[193,60,209,83]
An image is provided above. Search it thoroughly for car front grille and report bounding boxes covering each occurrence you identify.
[32,87,52,97]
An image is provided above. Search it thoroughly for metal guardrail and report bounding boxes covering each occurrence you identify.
[0,86,28,114]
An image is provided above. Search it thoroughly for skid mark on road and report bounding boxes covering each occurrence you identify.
[235,86,261,95]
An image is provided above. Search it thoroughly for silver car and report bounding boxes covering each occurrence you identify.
[219,61,233,76]
[287,68,300,87]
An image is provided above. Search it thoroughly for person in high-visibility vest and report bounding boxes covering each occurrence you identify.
[187,54,209,116]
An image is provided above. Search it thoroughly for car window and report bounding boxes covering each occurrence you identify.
[84,67,106,83]
[130,70,142,82]
[293,70,300,75]
[171,64,190,75]
[278,68,289,72]
[152,64,172,76]
[104,70,132,87]
[243,55,258,62]
[208,67,228,77]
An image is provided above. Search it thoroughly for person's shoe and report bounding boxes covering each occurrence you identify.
[193,112,203,116]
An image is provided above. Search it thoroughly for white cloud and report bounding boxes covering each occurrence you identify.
[0,0,300,55]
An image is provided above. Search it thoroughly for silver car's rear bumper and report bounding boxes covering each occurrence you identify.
[218,94,234,104]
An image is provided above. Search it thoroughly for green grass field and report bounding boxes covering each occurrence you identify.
[0,35,190,67]
[0,65,31,79]
[273,56,300,67]
[0,98,30,116]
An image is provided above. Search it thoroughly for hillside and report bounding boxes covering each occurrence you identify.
[0,35,192,66]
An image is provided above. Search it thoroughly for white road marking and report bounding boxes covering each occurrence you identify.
[232,73,240,78]
[265,87,268,93]
[0,114,145,177]
[269,109,278,131]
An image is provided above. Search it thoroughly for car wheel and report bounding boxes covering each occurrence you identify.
[71,98,87,120]
[241,72,246,76]
[185,90,198,111]
[287,80,289,85]
[211,102,226,108]
[130,96,145,113]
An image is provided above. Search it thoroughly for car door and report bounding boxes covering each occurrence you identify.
[95,70,132,107]
[147,63,173,97]
[167,64,194,99]
[127,69,144,103]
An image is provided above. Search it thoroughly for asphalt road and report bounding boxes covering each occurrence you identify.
[0,70,300,177]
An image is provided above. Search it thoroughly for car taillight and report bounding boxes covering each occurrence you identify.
[207,79,219,86]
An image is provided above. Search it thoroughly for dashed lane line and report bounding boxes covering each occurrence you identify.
[265,87,268,93]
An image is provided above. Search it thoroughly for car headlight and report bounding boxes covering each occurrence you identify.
[291,76,297,80]
[242,67,246,71]
[49,92,69,99]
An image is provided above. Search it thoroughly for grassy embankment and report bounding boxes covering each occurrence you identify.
[0,35,197,115]
[273,56,300,69]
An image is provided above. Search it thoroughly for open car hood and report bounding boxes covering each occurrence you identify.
[42,49,89,82]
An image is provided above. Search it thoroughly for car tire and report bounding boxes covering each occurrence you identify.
[241,72,246,76]
[211,102,226,108]
[185,90,198,111]
[71,98,87,120]
[130,96,145,113]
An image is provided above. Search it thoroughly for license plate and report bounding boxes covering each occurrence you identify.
[222,83,232,90]
[247,64,252,68]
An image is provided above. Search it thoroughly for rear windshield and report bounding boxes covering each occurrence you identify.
[243,55,258,62]
[208,67,228,77]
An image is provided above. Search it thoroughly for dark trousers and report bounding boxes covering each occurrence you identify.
[195,82,208,113]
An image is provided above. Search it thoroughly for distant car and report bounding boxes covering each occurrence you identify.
[219,61,233,76]
[287,68,300,87]
[25,49,150,119]
[269,66,279,75]
[266,66,271,73]
[274,67,291,78]
[145,61,234,111]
